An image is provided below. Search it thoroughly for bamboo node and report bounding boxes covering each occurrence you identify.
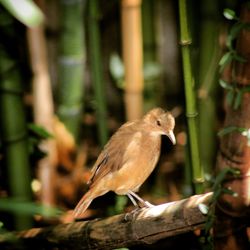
[186,112,198,118]
[193,177,205,184]
[2,131,27,144]
[179,39,192,46]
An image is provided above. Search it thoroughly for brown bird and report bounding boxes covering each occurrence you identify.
[73,107,175,218]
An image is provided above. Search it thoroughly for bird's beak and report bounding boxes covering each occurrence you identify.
[167,130,176,145]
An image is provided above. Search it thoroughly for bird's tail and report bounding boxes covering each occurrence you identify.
[73,190,93,219]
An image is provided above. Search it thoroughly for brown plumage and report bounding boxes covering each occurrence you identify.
[73,108,175,218]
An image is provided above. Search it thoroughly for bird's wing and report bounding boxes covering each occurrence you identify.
[87,121,139,187]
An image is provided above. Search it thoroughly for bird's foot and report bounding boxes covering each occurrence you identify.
[124,207,141,221]
[140,200,154,208]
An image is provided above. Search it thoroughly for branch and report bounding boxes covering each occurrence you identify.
[0,193,212,250]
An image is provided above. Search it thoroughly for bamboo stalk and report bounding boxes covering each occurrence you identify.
[27,18,57,206]
[57,0,86,140]
[88,0,108,147]
[142,0,155,62]
[121,0,144,120]
[178,0,204,193]
[0,17,32,229]
[198,0,220,177]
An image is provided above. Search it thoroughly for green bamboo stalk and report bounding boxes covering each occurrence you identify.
[57,0,86,140]
[141,0,160,111]
[198,0,220,177]
[178,0,204,193]
[142,0,155,63]
[88,0,108,147]
[0,23,32,229]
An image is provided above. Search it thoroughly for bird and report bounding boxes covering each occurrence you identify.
[73,107,176,218]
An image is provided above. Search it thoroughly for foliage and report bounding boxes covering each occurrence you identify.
[0,198,63,217]
[199,167,240,249]
[27,123,53,160]
[219,8,250,110]
[0,0,43,27]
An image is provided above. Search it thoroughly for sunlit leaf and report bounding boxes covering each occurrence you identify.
[241,128,250,146]
[109,53,125,89]
[0,0,44,27]
[28,123,53,139]
[198,203,209,215]
[223,8,237,20]
[219,51,233,66]
[219,79,233,90]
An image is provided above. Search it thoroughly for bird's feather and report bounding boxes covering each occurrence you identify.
[88,120,140,187]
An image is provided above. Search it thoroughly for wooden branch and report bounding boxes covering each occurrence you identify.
[0,193,212,250]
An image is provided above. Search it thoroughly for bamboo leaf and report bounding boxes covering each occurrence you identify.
[28,124,53,139]
[0,0,44,27]
[0,198,63,217]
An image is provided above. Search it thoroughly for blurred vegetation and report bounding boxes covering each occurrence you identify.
[0,0,246,249]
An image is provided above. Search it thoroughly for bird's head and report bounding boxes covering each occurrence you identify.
[143,108,176,144]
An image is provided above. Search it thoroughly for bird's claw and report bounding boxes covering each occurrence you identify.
[140,200,154,208]
[124,207,141,221]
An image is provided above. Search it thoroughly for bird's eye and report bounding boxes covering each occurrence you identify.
[156,120,161,126]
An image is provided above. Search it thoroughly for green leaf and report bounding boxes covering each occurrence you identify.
[227,22,245,48]
[233,90,243,109]
[219,51,233,67]
[219,79,233,90]
[198,203,209,215]
[204,214,215,234]
[233,53,247,63]
[226,90,234,106]
[222,188,238,197]
[109,53,125,89]
[0,0,44,27]
[213,168,232,190]
[223,8,237,20]
[28,123,53,139]
[218,126,247,137]
[218,126,238,137]
[0,198,63,217]
[211,188,222,203]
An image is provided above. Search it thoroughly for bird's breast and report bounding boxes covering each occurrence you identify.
[111,133,161,195]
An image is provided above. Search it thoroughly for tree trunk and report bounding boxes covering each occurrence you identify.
[214,4,250,250]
